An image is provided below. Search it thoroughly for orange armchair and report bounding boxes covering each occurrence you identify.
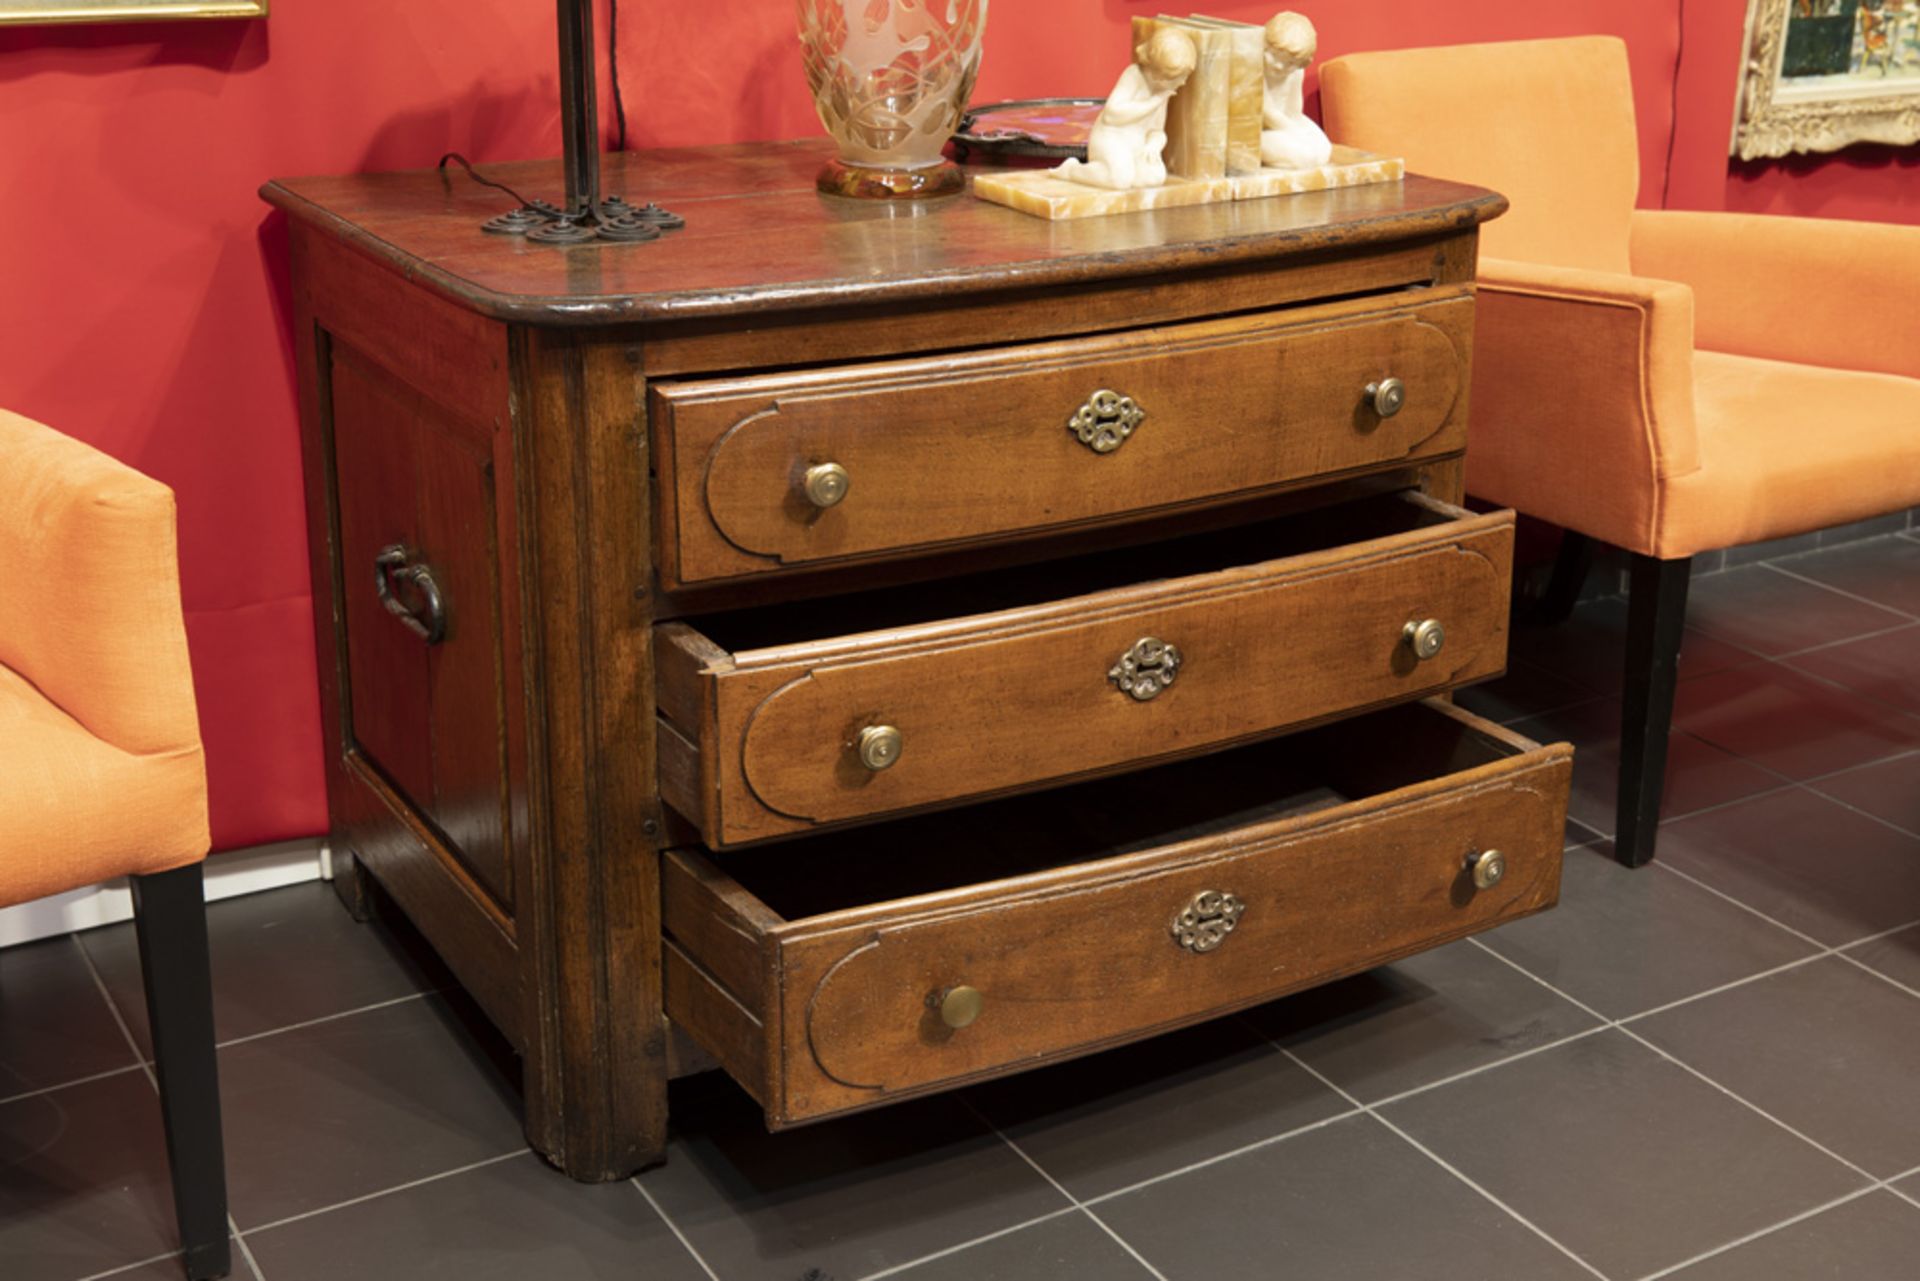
[1320,36,1920,867]
[0,409,229,1279]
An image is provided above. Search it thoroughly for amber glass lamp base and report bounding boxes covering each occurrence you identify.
[816,158,967,200]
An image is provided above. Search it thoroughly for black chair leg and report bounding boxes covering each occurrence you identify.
[132,864,231,1281]
[1615,554,1692,869]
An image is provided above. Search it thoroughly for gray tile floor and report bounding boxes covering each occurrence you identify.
[4,532,1920,1281]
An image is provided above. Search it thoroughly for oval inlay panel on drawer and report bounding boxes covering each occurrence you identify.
[650,292,1472,587]
[736,537,1501,827]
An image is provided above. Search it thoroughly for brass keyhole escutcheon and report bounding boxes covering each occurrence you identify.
[857,724,903,771]
[933,985,984,1029]
[1068,388,1146,454]
[1403,618,1446,661]
[1170,890,1244,953]
[1366,377,1407,418]
[1109,636,1182,702]
[802,461,850,509]
[1467,849,1506,890]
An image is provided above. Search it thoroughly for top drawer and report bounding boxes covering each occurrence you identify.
[650,290,1473,588]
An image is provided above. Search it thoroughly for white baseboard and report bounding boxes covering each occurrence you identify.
[0,838,331,949]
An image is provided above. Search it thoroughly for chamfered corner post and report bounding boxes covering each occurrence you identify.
[515,330,671,1180]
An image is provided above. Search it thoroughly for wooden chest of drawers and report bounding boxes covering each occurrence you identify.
[265,141,1565,1179]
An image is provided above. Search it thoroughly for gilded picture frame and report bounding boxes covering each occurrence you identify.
[1734,0,1920,159]
[0,0,267,24]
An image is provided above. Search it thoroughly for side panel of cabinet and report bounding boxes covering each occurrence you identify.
[330,345,516,912]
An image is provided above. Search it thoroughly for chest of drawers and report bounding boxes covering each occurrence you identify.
[264,141,1567,1179]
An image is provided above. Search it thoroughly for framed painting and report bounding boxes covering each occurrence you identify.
[1735,0,1920,158]
[0,0,266,24]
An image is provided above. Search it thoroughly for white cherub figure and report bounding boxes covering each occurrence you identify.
[1261,12,1332,170]
[1056,28,1198,190]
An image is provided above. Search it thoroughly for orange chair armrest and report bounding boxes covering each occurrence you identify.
[1631,209,1920,380]
[1466,258,1699,555]
[0,410,203,757]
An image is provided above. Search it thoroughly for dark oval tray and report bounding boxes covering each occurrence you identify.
[953,98,1103,162]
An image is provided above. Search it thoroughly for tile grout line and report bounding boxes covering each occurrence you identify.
[1612,953,1832,1025]
[75,934,279,1280]
[229,1214,268,1281]
[1831,948,1920,1004]
[212,989,439,1050]
[961,1100,1172,1281]
[1764,618,1920,662]
[1465,937,1920,1268]
[1272,1045,1612,1280]
[1651,860,1920,960]
[1465,938,1893,1190]
[1629,1184,1886,1281]
[1795,771,1920,844]
[1759,561,1920,625]
[70,1249,189,1281]
[1651,861,1838,951]
[5,990,445,1113]
[236,1148,530,1238]
[630,1178,723,1281]
[1079,1104,1369,1207]
[75,936,159,1095]
[1359,1025,1612,1112]
[1062,890,1920,1213]
[1887,1173,1920,1213]
[1461,909,1911,1046]
[854,1206,1084,1281]
[1571,774,1801,844]
[1616,1019,1881,1183]
[0,1060,151,1109]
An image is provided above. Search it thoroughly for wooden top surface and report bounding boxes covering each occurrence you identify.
[262,140,1505,326]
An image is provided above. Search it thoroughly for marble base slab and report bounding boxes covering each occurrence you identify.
[971,147,1404,221]
[969,170,1238,220]
[1230,147,1405,199]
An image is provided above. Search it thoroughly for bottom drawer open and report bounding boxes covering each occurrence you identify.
[662,698,1572,1127]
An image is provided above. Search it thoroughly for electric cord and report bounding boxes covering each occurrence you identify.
[437,152,544,211]
[1661,0,1687,207]
[439,0,628,208]
[610,0,629,152]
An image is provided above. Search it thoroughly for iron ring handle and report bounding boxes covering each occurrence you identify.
[373,544,447,645]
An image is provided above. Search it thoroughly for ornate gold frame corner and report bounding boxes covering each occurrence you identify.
[0,0,267,25]
[1734,0,1920,160]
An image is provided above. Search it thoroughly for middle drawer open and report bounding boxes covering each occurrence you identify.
[657,490,1513,848]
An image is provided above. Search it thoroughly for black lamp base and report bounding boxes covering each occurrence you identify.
[485,197,685,244]
[479,1,684,247]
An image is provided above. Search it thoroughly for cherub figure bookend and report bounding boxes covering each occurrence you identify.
[1056,29,1200,191]
[970,10,1402,220]
[1261,12,1333,170]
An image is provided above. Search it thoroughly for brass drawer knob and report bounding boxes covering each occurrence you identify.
[801,462,851,509]
[1109,636,1182,701]
[1171,889,1244,953]
[857,724,903,771]
[1403,618,1446,661]
[1366,377,1407,418]
[934,985,984,1029]
[1467,849,1506,890]
[1068,388,1145,454]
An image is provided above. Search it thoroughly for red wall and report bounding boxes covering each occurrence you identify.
[0,1,1912,852]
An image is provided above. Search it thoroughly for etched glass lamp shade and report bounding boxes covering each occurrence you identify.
[798,0,987,198]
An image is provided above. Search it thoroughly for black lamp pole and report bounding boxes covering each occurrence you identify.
[483,0,681,244]
[556,0,602,219]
